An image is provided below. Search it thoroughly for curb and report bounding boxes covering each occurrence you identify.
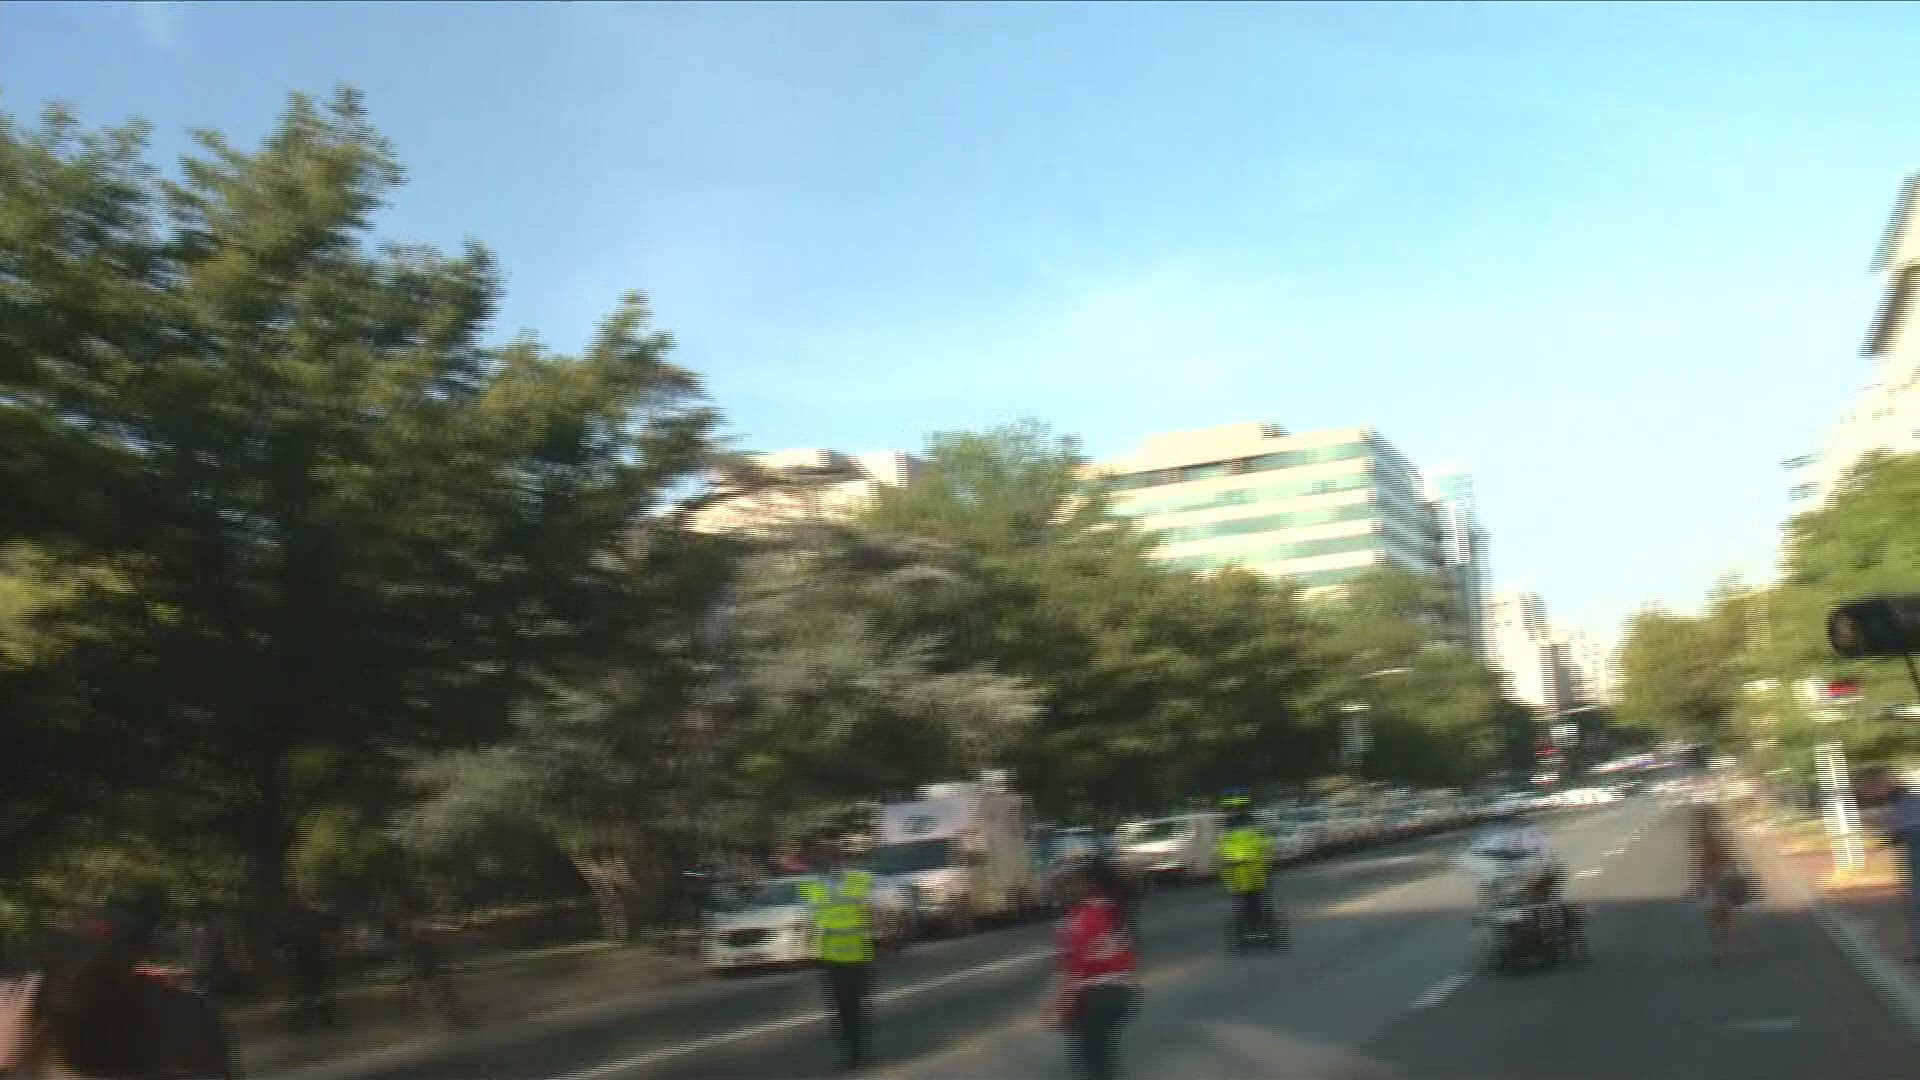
[256,958,708,1080]
[1740,817,1920,1043]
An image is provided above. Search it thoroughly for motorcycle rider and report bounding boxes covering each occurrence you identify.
[1216,794,1279,950]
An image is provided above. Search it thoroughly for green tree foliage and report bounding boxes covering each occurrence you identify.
[1,91,716,944]
[1767,452,1920,769]
[870,423,1379,820]
[1314,568,1510,785]
[1615,590,1750,747]
[725,522,1040,830]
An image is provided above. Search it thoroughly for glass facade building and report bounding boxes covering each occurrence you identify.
[1095,423,1447,593]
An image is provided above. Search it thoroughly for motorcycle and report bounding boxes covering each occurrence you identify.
[1462,829,1588,974]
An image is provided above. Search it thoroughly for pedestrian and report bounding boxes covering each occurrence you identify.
[1878,770,1920,963]
[1050,854,1139,1080]
[1215,796,1277,951]
[1,918,240,1080]
[382,894,472,1031]
[1688,804,1745,966]
[799,839,876,1073]
[280,903,339,1035]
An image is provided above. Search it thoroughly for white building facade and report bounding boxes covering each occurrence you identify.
[691,448,923,536]
[1487,590,1565,715]
[1790,174,1920,509]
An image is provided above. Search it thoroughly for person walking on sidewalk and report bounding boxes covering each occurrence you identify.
[800,839,877,1073]
[1689,804,1748,966]
[1051,854,1139,1080]
[1880,772,1920,963]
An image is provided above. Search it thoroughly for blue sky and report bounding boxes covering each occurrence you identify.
[7,1,1919,638]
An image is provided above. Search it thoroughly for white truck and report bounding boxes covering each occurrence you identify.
[869,779,1041,934]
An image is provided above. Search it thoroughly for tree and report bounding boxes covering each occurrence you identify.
[1756,451,1920,773]
[725,522,1040,836]
[0,91,716,953]
[1615,603,1745,746]
[1314,568,1510,786]
[866,422,1328,820]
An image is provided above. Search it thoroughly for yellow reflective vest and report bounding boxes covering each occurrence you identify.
[1217,827,1271,895]
[799,870,874,964]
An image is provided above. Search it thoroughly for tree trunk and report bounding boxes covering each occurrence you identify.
[574,853,639,942]
[243,784,294,991]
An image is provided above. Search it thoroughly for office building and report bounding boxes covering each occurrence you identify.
[1790,174,1920,509]
[1429,471,1493,661]
[691,448,922,536]
[1092,422,1448,595]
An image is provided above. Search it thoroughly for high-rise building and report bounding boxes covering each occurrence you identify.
[691,448,922,536]
[1092,422,1448,595]
[1549,623,1620,706]
[1791,174,1920,509]
[1429,471,1493,661]
[1488,590,1565,715]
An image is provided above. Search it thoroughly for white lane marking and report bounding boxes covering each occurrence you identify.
[554,949,1053,1080]
[1578,868,1601,879]
[1723,1016,1802,1034]
[1607,848,1625,857]
[1411,973,1471,1009]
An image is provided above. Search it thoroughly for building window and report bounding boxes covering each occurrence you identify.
[1111,468,1372,518]
[1149,502,1374,544]
[1107,441,1369,494]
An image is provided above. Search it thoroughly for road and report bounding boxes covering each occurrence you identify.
[355,800,1917,1080]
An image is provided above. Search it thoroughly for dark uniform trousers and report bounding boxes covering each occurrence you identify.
[819,959,873,1069]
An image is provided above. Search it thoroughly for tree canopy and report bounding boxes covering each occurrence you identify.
[2,91,716,945]
[4,92,1537,955]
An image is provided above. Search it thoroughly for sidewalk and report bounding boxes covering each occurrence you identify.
[1736,799,1920,1040]
[237,939,705,1078]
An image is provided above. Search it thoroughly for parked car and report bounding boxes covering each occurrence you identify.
[1034,826,1111,912]
[1114,812,1221,885]
[1252,807,1307,863]
[702,876,816,974]
[1272,808,1327,860]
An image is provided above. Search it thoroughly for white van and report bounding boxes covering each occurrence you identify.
[869,780,1040,934]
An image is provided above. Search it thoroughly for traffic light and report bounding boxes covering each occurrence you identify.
[1828,595,1920,659]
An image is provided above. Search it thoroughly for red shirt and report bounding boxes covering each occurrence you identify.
[1054,897,1137,1018]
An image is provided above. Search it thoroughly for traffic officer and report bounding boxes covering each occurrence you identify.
[1216,795,1278,950]
[800,838,877,1072]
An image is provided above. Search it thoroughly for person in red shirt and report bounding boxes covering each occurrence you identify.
[1050,854,1139,1080]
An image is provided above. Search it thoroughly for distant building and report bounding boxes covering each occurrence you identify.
[1092,422,1449,597]
[1793,174,1920,509]
[1549,623,1620,706]
[691,448,922,536]
[1429,471,1493,661]
[1488,590,1565,715]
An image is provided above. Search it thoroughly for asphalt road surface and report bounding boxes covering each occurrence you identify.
[356,800,1917,1080]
